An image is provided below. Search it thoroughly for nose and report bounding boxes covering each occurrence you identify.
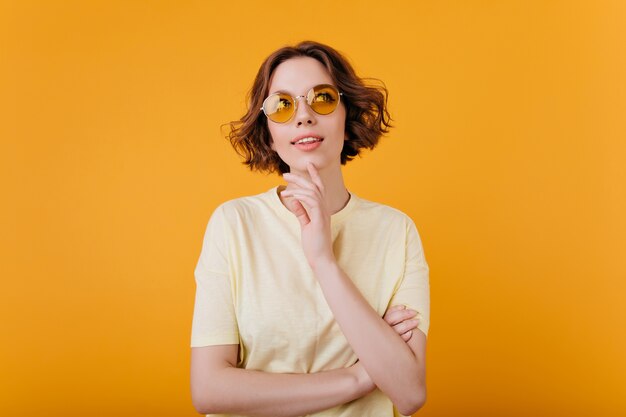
[293,96,316,126]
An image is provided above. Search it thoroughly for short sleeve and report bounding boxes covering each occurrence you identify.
[388,217,431,337]
[190,204,240,347]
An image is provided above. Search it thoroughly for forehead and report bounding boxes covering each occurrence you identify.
[268,57,334,94]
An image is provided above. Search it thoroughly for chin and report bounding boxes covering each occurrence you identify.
[283,152,341,173]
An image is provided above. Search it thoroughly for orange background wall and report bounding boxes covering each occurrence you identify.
[1,1,624,416]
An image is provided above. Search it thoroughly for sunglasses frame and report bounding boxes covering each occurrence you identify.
[260,84,343,123]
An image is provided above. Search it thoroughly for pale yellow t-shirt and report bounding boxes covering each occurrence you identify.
[191,185,430,417]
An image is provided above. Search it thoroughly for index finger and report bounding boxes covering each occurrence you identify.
[283,171,316,192]
[306,162,325,193]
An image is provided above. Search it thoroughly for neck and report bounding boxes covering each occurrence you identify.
[281,163,350,215]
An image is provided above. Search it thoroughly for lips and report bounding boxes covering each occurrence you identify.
[293,139,323,151]
[291,134,324,145]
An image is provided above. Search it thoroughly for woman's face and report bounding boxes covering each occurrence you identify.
[266,57,346,174]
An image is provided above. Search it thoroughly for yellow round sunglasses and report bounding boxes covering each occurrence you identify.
[260,84,343,123]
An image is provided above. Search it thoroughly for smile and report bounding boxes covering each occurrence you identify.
[292,137,324,145]
[291,133,324,145]
[293,138,324,151]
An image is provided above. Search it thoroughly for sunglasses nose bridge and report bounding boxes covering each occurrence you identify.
[292,93,316,119]
[293,94,312,109]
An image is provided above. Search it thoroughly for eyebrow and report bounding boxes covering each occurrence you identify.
[268,84,334,96]
[268,88,293,96]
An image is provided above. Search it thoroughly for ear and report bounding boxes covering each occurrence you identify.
[270,139,275,151]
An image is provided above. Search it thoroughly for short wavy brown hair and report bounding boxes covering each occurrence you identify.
[225,40,393,175]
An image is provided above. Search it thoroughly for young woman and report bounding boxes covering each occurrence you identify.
[190,41,430,417]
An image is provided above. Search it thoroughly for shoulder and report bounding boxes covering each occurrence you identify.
[211,189,274,223]
[354,194,417,229]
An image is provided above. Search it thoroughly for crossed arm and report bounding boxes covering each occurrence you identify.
[190,305,423,417]
[310,260,427,415]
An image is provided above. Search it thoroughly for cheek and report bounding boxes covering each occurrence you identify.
[267,125,277,149]
[334,117,347,138]
[268,125,287,150]
[336,107,347,134]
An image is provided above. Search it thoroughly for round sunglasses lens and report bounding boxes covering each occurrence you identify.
[264,94,294,123]
[307,85,340,115]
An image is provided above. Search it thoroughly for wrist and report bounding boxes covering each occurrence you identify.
[310,256,338,275]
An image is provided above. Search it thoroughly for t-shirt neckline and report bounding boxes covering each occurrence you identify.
[269,185,358,227]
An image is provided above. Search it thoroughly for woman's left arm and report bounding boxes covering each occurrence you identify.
[281,163,426,416]
[311,260,426,416]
